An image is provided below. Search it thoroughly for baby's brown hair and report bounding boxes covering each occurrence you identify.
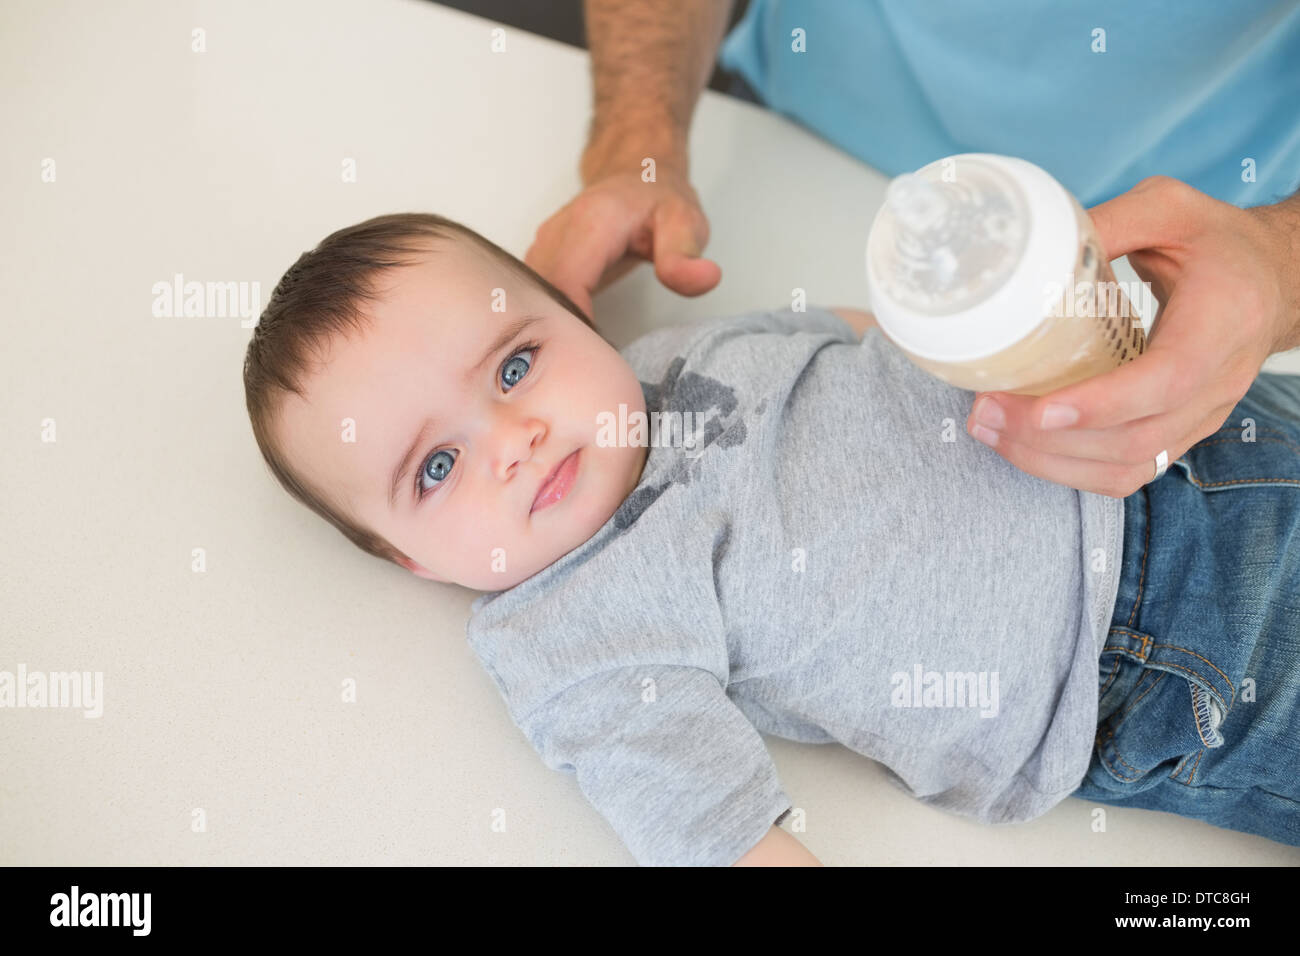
[242,212,598,568]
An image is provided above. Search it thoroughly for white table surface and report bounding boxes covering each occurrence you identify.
[3,0,1298,866]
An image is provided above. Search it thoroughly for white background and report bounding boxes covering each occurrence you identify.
[3,0,1298,865]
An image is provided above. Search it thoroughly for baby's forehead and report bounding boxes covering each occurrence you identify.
[371,245,524,334]
[282,265,526,421]
[297,234,563,407]
[399,235,502,292]
[271,364,402,512]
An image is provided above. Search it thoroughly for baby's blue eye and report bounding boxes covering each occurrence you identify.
[421,449,456,490]
[501,349,533,388]
[414,343,539,500]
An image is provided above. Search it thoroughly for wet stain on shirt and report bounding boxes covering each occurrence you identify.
[612,357,752,532]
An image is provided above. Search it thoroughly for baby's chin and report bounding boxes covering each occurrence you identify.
[457,550,573,593]
[456,439,645,591]
[465,502,619,590]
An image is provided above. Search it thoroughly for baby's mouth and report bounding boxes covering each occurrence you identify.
[530,448,581,515]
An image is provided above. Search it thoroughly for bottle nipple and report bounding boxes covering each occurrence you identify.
[885,173,950,235]
[883,173,962,297]
[869,157,1030,316]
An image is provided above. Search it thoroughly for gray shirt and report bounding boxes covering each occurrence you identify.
[466,306,1123,866]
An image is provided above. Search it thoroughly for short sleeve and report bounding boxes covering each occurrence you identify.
[519,664,794,867]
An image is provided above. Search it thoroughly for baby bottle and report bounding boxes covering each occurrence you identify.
[864,153,1149,395]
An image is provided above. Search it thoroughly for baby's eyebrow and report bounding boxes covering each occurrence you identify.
[387,313,545,509]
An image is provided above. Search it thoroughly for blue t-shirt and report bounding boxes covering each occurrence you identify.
[719,0,1300,206]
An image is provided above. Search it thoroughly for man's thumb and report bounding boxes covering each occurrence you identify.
[1087,178,1184,262]
[654,226,700,263]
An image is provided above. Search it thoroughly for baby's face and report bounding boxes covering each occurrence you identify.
[273,239,649,590]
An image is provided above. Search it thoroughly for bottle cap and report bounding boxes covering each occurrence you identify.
[865,153,1077,363]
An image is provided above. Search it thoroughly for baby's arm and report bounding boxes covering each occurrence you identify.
[732,825,823,866]
[829,306,878,340]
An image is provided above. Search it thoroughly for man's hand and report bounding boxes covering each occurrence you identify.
[524,159,721,320]
[966,175,1300,498]
[524,0,737,319]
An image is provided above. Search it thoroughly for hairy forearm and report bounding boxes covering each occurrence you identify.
[1248,190,1300,353]
[580,0,735,181]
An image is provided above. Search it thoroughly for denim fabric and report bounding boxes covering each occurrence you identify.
[1071,372,1300,846]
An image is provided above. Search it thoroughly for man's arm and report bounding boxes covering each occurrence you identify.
[580,0,737,182]
[1246,190,1300,353]
[732,824,823,866]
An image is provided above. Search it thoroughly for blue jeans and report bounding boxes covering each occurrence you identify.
[1070,371,1300,846]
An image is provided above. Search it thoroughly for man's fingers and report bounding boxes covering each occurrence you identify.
[654,252,723,297]
[1188,400,1240,450]
[592,253,644,293]
[972,328,1188,436]
[525,217,636,317]
[968,427,1154,499]
[969,392,1211,466]
[1087,176,1193,262]
[970,394,1239,499]
[1046,338,1179,430]
[651,200,722,297]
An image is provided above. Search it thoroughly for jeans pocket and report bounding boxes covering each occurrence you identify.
[1093,645,1230,793]
[1170,375,1300,492]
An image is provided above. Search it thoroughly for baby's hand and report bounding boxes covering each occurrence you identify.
[829,307,878,339]
[732,825,823,866]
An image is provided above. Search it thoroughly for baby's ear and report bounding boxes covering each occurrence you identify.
[395,555,445,582]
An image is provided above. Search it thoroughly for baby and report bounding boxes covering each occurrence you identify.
[245,212,1300,864]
